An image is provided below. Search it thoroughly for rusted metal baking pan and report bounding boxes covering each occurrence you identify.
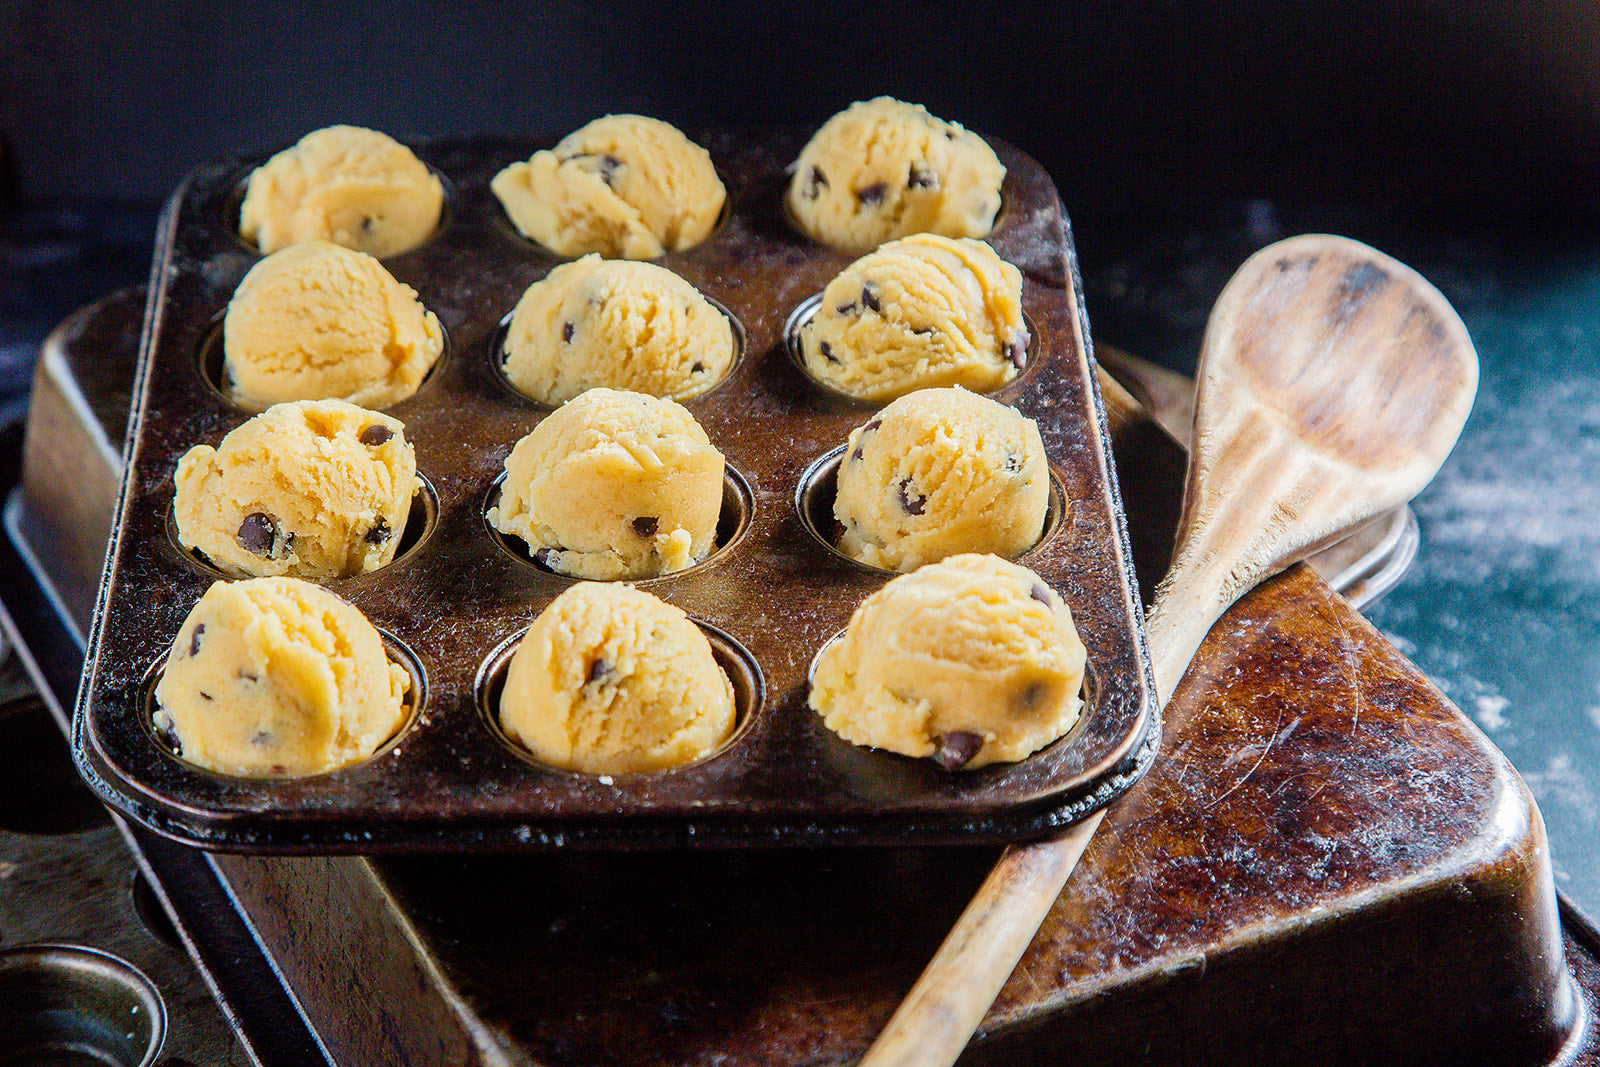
[71,131,1156,852]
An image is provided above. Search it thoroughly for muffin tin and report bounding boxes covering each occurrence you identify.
[72,130,1156,852]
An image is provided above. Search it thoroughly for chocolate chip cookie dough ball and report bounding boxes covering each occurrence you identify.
[833,387,1050,572]
[799,233,1029,401]
[173,400,417,580]
[499,582,736,774]
[154,577,410,777]
[787,97,1005,253]
[223,241,444,410]
[809,554,1085,770]
[239,125,444,259]
[501,255,734,405]
[488,388,725,581]
[492,114,726,260]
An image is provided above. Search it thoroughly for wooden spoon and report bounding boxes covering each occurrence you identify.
[861,233,1479,1067]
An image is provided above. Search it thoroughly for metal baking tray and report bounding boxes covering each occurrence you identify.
[72,131,1156,853]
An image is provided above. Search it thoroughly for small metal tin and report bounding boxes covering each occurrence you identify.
[72,131,1156,852]
[0,943,166,1067]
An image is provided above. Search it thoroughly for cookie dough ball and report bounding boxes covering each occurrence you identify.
[488,388,724,581]
[224,240,444,410]
[173,400,417,580]
[492,114,725,260]
[500,582,736,774]
[787,97,1005,252]
[834,387,1049,572]
[239,125,444,259]
[154,577,410,777]
[809,554,1085,770]
[501,255,734,405]
[799,233,1029,401]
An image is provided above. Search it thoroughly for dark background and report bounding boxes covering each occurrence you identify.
[4,1,1600,217]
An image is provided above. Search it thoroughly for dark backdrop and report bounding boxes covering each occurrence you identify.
[4,1,1600,218]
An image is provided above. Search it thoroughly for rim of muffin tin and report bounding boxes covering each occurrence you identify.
[482,464,754,581]
[222,158,461,262]
[793,443,1069,575]
[166,471,441,581]
[474,618,765,780]
[489,165,739,260]
[482,291,749,409]
[782,292,1042,406]
[195,310,453,414]
[75,132,1156,852]
[776,165,1013,252]
[139,625,429,782]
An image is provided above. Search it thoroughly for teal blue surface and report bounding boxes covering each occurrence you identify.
[1080,208,1600,921]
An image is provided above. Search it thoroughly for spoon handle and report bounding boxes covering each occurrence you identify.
[859,545,1237,1067]
[861,811,1103,1067]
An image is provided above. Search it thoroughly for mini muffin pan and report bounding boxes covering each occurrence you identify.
[73,130,1157,852]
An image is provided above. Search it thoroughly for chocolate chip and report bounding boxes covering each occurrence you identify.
[1030,582,1053,606]
[632,516,659,538]
[860,285,881,314]
[365,517,392,545]
[835,301,858,314]
[897,478,926,515]
[562,320,575,343]
[1004,451,1023,474]
[856,181,889,205]
[1007,329,1030,371]
[251,731,273,747]
[587,659,611,684]
[851,442,864,462]
[569,152,623,185]
[358,424,393,447]
[188,623,205,658]
[933,731,984,771]
[1017,681,1050,710]
[803,165,828,199]
[862,418,882,433]
[819,341,839,364]
[239,671,259,683]
[691,361,705,373]
[908,165,937,190]
[534,548,556,568]
[360,215,376,233]
[237,512,277,556]
[198,690,213,701]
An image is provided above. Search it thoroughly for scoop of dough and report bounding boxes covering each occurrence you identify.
[809,553,1085,769]
[786,97,1005,252]
[154,577,410,777]
[500,582,736,774]
[833,387,1050,572]
[173,399,417,580]
[501,255,734,405]
[224,240,444,410]
[800,233,1029,401]
[488,388,724,581]
[239,125,443,259]
[492,114,725,259]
